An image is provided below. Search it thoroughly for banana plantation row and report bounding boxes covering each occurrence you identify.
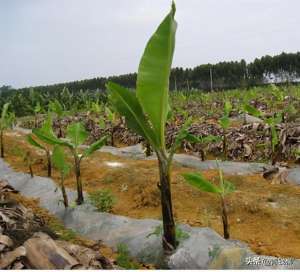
[1,2,300,254]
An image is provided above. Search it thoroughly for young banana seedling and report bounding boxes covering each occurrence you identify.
[23,151,34,178]
[27,134,52,177]
[90,100,103,116]
[33,118,107,205]
[89,100,104,136]
[243,104,282,164]
[105,106,119,147]
[265,112,282,165]
[52,145,71,208]
[182,163,235,239]
[218,101,232,159]
[107,2,191,251]
[184,134,222,161]
[49,99,65,138]
[33,102,42,128]
[242,103,262,122]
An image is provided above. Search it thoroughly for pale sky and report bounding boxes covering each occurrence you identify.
[1,0,299,88]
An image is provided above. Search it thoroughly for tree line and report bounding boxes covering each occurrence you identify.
[1,51,300,116]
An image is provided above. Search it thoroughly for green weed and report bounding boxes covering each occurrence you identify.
[116,243,139,269]
[88,189,116,212]
[147,224,190,243]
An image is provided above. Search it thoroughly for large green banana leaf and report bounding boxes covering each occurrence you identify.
[84,136,107,157]
[136,3,177,147]
[33,128,68,147]
[107,82,159,148]
[52,145,70,177]
[27,134,46,151]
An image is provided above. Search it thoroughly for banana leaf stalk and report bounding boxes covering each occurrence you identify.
[52,145,70,208]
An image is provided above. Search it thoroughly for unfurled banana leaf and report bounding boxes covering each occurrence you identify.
[66,122,88,148]
[27,134,46,151]
[182,172,221,194]
[243,104,262,117]
[107,82,159,148]
[136,3,177,147]
[52,145,70,177]
[49,99,64,117]
[84,136,107,157]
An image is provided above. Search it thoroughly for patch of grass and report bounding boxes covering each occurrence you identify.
[146,224,163,238]
[116,243,140,269]
[88,189,116,212]
[147,224,190,243]
[208,244,221,260]
[176,226,190,241]
[48,220,77,241]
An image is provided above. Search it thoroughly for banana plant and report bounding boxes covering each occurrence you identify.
[90,100,103,116]
[218,101,232,159]
[269,84,284,110]
[87,101,104,140]
[182,164,235,239]
[98,116,106,130]
[105,106,120,147]
[24,151,34,178]
[0,103,13,158]
[34,101,42,128]
[33,119,107,205]
[49,99,65,138]
[265,112,282,165]
[52,145,71,208]
[27,134,52,177]
[243,104,282,164]
[242,103,262,121]
[184,134,222,161]
[60,87,73,110]
[107,2,180,250]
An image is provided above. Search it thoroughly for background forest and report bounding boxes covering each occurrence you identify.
[1,51,300,117]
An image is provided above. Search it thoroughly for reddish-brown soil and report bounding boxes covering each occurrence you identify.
[3,130,300,259]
